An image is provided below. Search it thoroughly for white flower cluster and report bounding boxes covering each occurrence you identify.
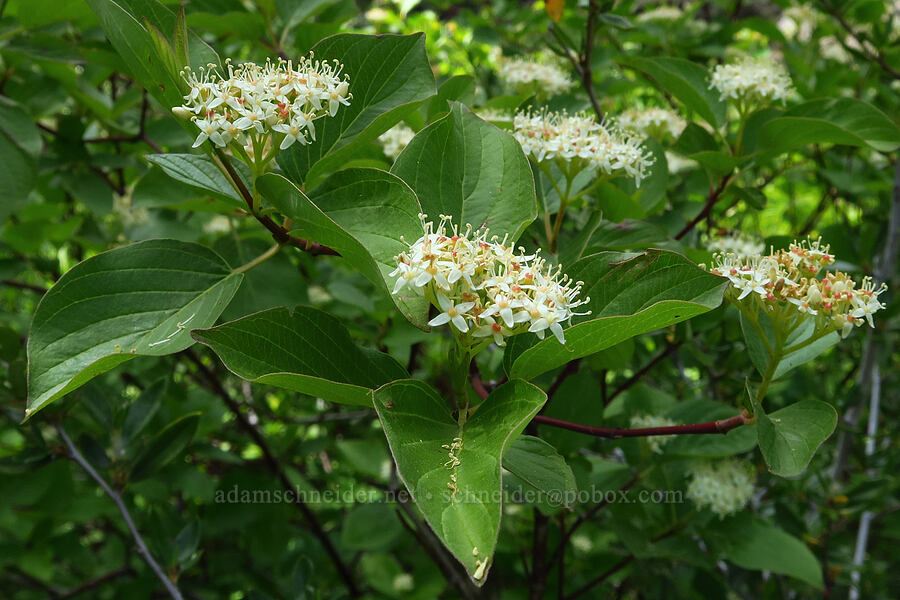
[686,459,755,518]
[705,233,765,259]
[617,107,686,140]
[513,110,655,186]
[390,215,590,345]
[637,6,684,22]
[499,57,573,97]
[709,57,792,105]
[177,56,351,152]
[777,5,820,42]
[630,414,677,454]
[708,238,888,337]
[378,123,415,160]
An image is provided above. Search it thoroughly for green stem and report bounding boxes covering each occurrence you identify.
[232,242,282,274]
[549,169,574,254]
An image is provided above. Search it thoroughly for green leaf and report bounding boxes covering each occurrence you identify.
[507,250,728,380]
[192,306,406,407]
[739,311,840,379]
[374,379,546,582]
[755,400,837,477]
[85,0,219,109]
[145,154,248,209]
[258,169,429,328]
[27,240,243,417]
[593,182,646,222]
[425,75,476,120]
[502,435,577,513]
[0,129,36,225]
[122,378,165,444]
[0,97,42,157]
[278,33,435,187]
[340,503,403,551]
[759,98,900,153]
[130,412,200,481]
[624,57,726,128]
[392,102,537,241]
[711,513,823,588]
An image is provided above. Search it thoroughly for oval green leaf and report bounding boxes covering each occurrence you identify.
[391,102,538,241]
[192,306,407,407]
[27,239,242,417]
[507,250,728,380]
[374,379,546,583]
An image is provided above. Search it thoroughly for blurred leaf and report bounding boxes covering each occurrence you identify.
[711,513,823,589]
[759,98,900,153]
[624,57,726,127]
[130,412,200,480]
[340,503,403,551]
[122,379,166,444]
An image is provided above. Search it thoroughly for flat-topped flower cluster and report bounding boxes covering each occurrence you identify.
[390,215,590,345]
[686,459,755,518]
[378,123,415,160]
[513,109,655,186]
[709,57,792,105]
[617,107,687,140]
[499,57,572,97]
[177,56,351,152]
[708,238,888,337]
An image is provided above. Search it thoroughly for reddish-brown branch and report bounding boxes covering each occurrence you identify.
[548,0,603,121]
[213,150,339,256]
[674,174,733,240]
[182,349,360,597]
[532,410,752,439]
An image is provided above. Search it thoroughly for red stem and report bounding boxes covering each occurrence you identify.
[532,410,751,439]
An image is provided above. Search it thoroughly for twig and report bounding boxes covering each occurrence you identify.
[824,5,900,80]
[549,471,641,570]
[607,341,682,403]
[395,496,481,600]
[55,424,184,600]
[212,150,338,256]
[530,509,550,600]
[58,566,135,600]
[564,556,634,600]
[548,0,603,121]
[182,349,360,597]
[546,359,581,404]
[563,523,682,599]
[2,279,48,294]
[675,174,733,240]
[532,410,751,439]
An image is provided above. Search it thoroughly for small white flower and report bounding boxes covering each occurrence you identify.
[429,293,476,333]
